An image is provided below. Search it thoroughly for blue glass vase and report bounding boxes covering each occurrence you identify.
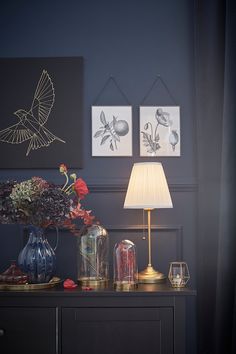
[18,225,57,284]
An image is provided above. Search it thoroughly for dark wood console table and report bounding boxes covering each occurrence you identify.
[0,283,196,354]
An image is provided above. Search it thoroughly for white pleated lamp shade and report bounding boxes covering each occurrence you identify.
[124,162,173,209]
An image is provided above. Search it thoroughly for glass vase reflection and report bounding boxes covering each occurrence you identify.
[18,225,56,284]
[77,224,109,288]
[113,239,138,291]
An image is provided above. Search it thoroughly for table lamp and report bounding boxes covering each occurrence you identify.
[124,162,173,283]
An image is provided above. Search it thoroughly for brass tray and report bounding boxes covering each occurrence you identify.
[0,277,62,291]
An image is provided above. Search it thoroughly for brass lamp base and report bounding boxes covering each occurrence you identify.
[138,265,166,284]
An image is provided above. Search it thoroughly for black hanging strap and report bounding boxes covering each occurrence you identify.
[140,75,178,105]
[93,76,131,105]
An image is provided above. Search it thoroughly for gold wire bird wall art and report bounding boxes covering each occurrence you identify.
[0,70,66,156]
[0,57,83,169]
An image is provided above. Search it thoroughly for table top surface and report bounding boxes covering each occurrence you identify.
[0,281,196,297]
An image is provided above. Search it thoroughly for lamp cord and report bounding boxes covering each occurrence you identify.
[142,209,146,240]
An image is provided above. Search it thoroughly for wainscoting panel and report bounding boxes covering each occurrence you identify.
[107,224,183,278]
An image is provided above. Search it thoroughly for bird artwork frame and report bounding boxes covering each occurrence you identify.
[0,57,83,168]
[139,106,181,157]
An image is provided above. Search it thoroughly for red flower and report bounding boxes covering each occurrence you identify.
[69,203,95,226]
[59,164,67,174]
[63,278,78,289]
[74,178,89,199]
[81,209,95,225]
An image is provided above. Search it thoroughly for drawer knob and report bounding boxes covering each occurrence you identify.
[0,329,5,336]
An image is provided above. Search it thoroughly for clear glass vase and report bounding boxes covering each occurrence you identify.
[18,225,57,284]
[77,224,109,288]
[113,239,138,290]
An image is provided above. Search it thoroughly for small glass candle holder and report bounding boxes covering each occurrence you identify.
[168,261,190,288]
[113,239,138,291]
[77,224,109,288]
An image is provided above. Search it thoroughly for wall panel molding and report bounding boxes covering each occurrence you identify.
[88,183,197,193]
[106,224,183,260]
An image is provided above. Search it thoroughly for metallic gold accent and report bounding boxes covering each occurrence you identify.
[114,281,138,291]
[0,277,61,291]
[78,277,108,289]
[138,265,166,283]
[139,209,166,284]
[170,283,186,288]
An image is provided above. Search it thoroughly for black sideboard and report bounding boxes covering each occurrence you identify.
[0,283,196,354]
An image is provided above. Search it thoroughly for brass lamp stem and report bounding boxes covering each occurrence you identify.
[147,208,152,267]
[138,208,166,283]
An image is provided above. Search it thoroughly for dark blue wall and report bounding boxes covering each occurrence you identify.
[0,0,197,351]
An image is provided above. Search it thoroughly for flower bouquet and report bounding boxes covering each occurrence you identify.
[0,164,94,284]
[0,163,94,231]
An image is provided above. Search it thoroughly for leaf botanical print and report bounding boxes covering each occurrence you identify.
[94,111,129,151]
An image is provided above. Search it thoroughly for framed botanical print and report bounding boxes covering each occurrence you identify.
[140,106,180,157]
[92,106,132,156]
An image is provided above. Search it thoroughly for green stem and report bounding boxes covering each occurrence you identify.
[154,122,159,140]
[64,182,75,193]
[61,173,69,191]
